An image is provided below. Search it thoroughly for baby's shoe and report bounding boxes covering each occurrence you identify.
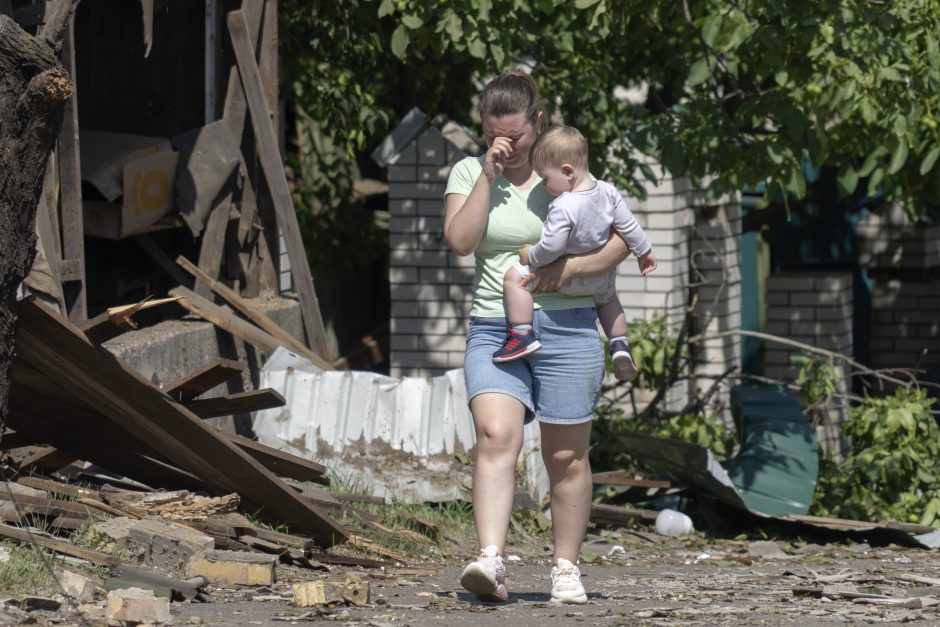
[610,339,638,381]
[492,328,541,363]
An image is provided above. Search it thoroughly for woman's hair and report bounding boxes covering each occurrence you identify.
[478,70,543,132]
[529,125,589,172]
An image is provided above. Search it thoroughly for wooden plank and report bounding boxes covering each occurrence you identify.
[170,285,279,354]
[14,299,346,546]
[8,406,206,492]
[177,255,331,369]
[14,356,311,489]
[0,490,99,520]
[0,432,41,450]
[57,17,86,322]
[591,472,672,489]
[17,477,99,501]
[80,296,183,344]
[16,446,77,474]
[223,433,325,481]
[228,9,331,357]
[34,191,65,306]
[0,522,120,566]
[194,199,232,300]
[163,357,246,401]
[590,504,659,526]
[255,0,280,296]
[135,235,193,287]
[184,389,285,418]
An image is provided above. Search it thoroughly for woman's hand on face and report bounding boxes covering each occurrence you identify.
[483,137,513,182]
[521,255,575,293]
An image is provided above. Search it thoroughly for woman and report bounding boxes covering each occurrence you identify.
[443,71,631,604]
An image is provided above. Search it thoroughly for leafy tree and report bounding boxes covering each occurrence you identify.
[282,0,940,210]
[278,0,940,350]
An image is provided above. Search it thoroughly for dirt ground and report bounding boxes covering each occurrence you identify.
[156,531,940,627]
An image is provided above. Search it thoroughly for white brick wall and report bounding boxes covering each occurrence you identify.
[764,271,853,453]
[387,129,474,378]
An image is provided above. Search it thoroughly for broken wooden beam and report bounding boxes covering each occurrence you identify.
[228,9,331,358]
[0,521,120,566]
[170,285,280,355]
[80,296,182,344]
[17,477,99,500]
[590,504,659,527]
[184,389,285,418]
[223,433,325,482]
[591,472,673,489]
[176,255,331,369]
[163,357,247,401]
[15,446,77,474]
[14,299,347,546]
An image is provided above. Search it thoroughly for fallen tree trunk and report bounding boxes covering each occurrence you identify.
[0,6,75,436]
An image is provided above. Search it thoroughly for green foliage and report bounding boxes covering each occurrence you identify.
[591,397,737,474]
[812,388,940,526]
[613,313,681,390]
[792,353,838,407]
[282,0,940,217]
[0,541,56,595]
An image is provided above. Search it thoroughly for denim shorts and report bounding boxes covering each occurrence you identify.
[463,308,605,424]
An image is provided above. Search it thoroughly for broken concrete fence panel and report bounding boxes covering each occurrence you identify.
[59,570,97,603]
[91,517,214,573]
[171,121,241,237]
[186,549,277,586]
[254,347,550,504]
[106,587,170,626]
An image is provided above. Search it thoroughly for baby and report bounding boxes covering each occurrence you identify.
[492,125,657,381]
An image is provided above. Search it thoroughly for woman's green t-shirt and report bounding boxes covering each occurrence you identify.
[444,155,594,317]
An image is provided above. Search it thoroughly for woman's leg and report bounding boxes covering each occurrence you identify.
[540,420,593,563]
[470,392,527,552]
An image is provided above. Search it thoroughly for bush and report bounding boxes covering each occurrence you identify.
[812,387,940,526]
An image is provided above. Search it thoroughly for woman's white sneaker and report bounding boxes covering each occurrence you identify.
[550,557,587,604]
[460,545,508,601]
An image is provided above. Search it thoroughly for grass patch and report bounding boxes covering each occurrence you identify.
[0,540,57,595]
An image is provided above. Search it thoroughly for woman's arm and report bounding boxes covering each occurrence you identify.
[443,137,512,256]
[443,175,491,256]
[524,228,629,293]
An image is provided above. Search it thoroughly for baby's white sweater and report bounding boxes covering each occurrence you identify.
[527,180,652,268]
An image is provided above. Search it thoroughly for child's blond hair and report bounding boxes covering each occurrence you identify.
[529,125,588,172]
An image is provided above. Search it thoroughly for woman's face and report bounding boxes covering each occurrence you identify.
[481,112,539,169]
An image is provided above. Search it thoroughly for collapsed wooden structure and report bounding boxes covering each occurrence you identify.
[0,0,385,554]
[8,0,332,361]
[8,298,346,547]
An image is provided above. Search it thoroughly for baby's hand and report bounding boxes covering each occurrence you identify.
[638,250,657,276]
[518,244,532,266]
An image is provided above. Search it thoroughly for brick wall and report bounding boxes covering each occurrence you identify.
[388,125,473,377]
[870,278,940,375]
[764,272,853,452]
[857,203,940,270]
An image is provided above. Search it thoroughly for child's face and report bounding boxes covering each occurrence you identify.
[537,166,574,196]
